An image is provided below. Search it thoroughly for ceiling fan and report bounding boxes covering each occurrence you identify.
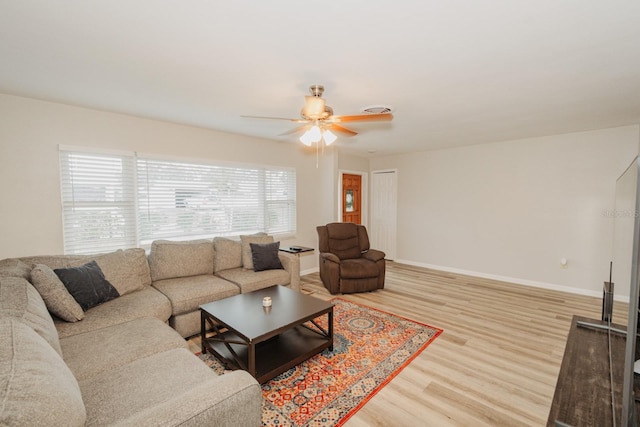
[241,85,393,146]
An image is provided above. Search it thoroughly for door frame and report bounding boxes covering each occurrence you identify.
[338,169,368,226]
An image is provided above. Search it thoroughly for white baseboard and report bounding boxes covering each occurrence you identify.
[394,259,629,303]
[301,267,319,276]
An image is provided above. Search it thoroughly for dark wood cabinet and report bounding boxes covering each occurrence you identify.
[547,315,626,427]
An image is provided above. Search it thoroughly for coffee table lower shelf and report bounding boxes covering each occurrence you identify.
[202,325,332,384]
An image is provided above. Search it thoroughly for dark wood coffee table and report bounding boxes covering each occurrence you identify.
[200,285,333,383]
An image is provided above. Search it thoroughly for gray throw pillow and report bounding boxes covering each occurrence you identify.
[240,233,273,270]
[54,261,120,311]
[30,264,84,322]
[250,241,284,272]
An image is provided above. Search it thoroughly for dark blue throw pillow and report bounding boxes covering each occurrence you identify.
[250,241,284,272]
[54,260,120,311]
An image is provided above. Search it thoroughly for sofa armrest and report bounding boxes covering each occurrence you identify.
[119,370,262,427]
[361,249,385,263]
[278,251,300,291]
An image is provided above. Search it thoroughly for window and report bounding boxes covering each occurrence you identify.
[59,146,296,254]
[59,149,137,254]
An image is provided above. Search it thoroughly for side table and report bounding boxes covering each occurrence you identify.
[279,245,314,255]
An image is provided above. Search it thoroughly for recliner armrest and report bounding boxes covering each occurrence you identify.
[319,252,340,263]
[362,249,385,263]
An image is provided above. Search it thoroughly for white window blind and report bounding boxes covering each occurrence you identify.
[59,150,137,254]
[59,147,296,254]
[265,169,297,234]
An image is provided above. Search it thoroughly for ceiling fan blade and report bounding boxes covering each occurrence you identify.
[241,115,308,123]
[278,125,309,136]
[328,113,394,123]
[328,123,358,136]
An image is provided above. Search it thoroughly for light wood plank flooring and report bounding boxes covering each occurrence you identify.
[189,261,628,426]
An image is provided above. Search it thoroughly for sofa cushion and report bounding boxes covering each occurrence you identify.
[170,310,203,338]
[0,318,86,427]
[216,267,290,294]
[20,248,152,296]
[0,258,31,280]
[30,264,84,322]
[121,370,261,427]
[54,286,172,339]
[88,248,151,295]
[61,317,188,381]
[78,348,259,426]
[251,241,284,271]
[149,239,214,281]
[0,277,63,356]
[19,254,87,271]
[240,233,272,270]
[213,237,243,272]
[152,275,240,316]
[55,260,120,311]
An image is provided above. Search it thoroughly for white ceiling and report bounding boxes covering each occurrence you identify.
[1,1,640,157]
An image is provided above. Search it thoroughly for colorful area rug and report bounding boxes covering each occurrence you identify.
[199,298,442,426]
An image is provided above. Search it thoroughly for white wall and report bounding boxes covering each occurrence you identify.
[370,126,640,297]
[0,94,334,272]
[3,93,639,292]
[338,153,369,172]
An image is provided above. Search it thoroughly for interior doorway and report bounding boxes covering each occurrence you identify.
[341,173,362,224]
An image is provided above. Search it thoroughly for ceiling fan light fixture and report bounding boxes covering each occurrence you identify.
[303,96,326,119]
[242,85,392,151]
[300,126,337,147]
[322,129,337,145]
[308,125,322,143]
[299,130,314,146]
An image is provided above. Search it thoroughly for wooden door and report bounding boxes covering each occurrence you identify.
[342,173,362,224]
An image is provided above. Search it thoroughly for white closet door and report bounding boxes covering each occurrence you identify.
[370,170,397,260]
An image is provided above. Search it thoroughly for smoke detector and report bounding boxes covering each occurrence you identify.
[360,105,393,114]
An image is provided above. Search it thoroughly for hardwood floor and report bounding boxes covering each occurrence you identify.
[189,261,628,426]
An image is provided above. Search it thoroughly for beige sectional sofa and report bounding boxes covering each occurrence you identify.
[8,248,172,339]
[149,236,300,338]
[0,235,300,426]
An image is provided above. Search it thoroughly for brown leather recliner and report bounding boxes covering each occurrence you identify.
[316,222,386,294]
